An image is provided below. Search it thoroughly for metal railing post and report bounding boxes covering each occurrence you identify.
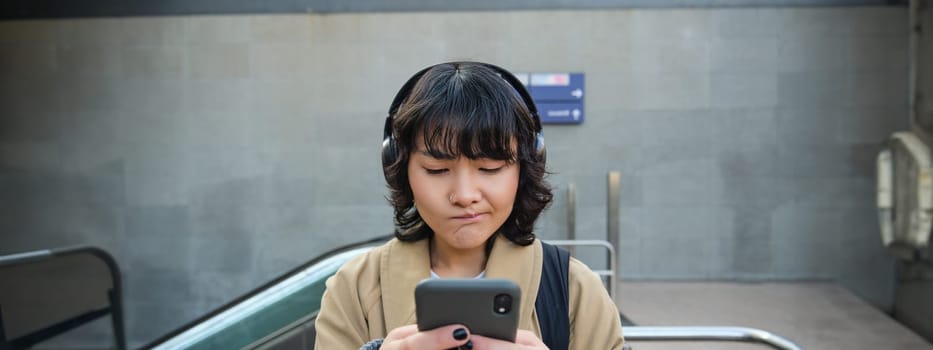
[607,171,621,304]
[545,240,615,301]
[621,326,804,350]
[567,183,576,256]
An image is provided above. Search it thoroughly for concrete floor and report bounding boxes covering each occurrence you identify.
[616,281,933,350]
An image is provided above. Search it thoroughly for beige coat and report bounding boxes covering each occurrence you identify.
[314,235,624,349]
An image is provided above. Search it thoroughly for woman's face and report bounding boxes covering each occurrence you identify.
[408,135,520,253]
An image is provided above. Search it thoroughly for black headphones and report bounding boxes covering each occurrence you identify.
[381,62,545,172]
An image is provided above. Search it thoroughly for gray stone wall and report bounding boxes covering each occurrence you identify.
[0,7,907,347]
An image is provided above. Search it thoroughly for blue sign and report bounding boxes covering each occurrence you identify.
[537,103,585,124]
[516,72,585,124]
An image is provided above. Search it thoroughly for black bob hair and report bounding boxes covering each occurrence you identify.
[383,62,553,246]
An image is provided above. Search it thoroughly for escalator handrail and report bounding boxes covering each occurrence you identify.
[141,234,393,349]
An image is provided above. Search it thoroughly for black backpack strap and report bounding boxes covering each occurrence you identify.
[535,241,570,350]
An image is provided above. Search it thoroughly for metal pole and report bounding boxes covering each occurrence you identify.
[1,305,6,342]
[621,326,804,350]
[109,289,127,350]
[567,183,576,256]
[909,0,920,128]
[607,171,621,304]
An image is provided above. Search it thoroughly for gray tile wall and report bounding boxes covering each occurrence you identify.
[0,7,908,347]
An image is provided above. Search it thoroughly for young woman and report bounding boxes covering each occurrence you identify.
[314,62,624,350]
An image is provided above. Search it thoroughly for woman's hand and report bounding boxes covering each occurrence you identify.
[381,326,547,350]
[380,324,472,350]
[470,330,549,349]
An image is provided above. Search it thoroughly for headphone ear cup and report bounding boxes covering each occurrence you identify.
[382,135,398,175]
[382,112,399,180]
[535,132,546,163]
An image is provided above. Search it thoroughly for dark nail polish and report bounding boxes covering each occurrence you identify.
[463,340,473,349]
[453,327,468,340]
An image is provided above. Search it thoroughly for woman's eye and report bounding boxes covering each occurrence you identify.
[425,168,448,175]
[480,166,504,174]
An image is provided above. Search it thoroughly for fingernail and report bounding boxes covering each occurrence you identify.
[453,328,468,340]
[456,340,474,350]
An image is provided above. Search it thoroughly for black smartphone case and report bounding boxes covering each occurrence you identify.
[415,278,521,342]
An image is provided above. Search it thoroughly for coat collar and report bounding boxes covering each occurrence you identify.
[380,235,543,332]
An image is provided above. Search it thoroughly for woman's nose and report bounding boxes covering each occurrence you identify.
[449,172,481,206]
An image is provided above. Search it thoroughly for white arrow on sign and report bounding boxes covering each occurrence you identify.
[572,109,581,120]
[571,88,583,99]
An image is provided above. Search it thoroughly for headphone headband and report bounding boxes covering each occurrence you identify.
[385,62,542,137]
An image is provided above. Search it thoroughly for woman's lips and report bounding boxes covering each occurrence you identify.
[453,213,486,222]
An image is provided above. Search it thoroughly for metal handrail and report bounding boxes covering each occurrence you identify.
[146,236,807,350]
[622,326,804,350]
[150,246,376,350]
[0,246,127,350]
[543,239,616,301]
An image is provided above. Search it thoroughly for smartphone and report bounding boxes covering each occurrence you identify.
[415,278,521,342]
